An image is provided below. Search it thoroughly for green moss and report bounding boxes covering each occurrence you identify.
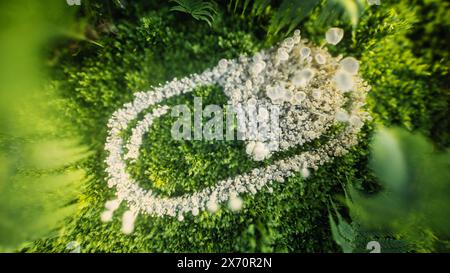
[28,1,448,252]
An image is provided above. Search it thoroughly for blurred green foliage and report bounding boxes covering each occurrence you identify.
[331,127,450,252]
[0,0,445,252]
[0,0,88,251]
[225,0,367,42]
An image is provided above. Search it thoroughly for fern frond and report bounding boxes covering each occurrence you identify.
[170,0,218,26]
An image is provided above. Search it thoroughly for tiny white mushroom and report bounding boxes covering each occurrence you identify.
[252,141,270,161]
[252,52,262,62]
[300,47,311,59]
[349,115,364,128]
[340,57,360,75]
[248,97,257,106]
[121,210,136,235]
[277,48,289,61]
[245,80,252,90]
[251,61,266,76]
[312,89,322,100]
[292,68,315,87]
[207,199,219,213]
[105,199,121,211]
[267,84,286,103]
[218,59,228,69]
[301,168,310,179]
[335,109,350,122]
[326,27,344,45]
[334,70,354,92]
[315,53,326,65]
[367,0,381,6]
[192,207,199,216]
[283,89,293,101]
[283,37,295,48]
[100,210,113,222]
[266,86,276,100]
[246,141,256,156]
[228,195,243,211]
[294,91,307,103]
[257,107,270,122]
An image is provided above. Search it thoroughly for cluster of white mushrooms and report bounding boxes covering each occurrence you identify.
[102,28,371,234]
[217,28,369,161]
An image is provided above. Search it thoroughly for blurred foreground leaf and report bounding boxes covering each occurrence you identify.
[0,0,87,251]
[343,127,450,252]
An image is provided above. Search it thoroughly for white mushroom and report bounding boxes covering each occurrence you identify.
[277,48,289,61]
[367,0,381,6]
[252,141,270,161]
[326,27,344,45]
[315,53,326,65]
[300,47,311,59]
[292,68,315,87]
[121,210,136,235]
[228,195,243,211]
[335,109,350,122]
[340,57,360,75]
[334,70,354,92]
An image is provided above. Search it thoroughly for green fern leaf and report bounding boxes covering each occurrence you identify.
[170,0,217,26]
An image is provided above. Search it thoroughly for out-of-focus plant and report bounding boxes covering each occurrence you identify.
[267,0,321,38]
[227,0,271,17]
[330,126,450,252]
[226,0,368,41]
[170,0,218,26]
[318,0,367,28]
[0,0,88,251]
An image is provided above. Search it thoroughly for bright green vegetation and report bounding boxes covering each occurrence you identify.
[2,0,447,252]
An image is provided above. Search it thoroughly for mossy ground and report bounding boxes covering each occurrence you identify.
[29,1,448,252]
